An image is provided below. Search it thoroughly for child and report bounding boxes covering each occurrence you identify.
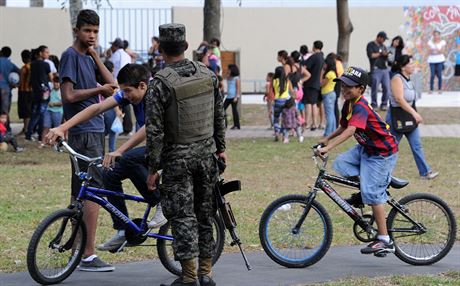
[0,112,23,152]
[263,72,275,128]
[281,97,303,143]
[224,64,241,129]
[318,67,398,256]
[41,75,63,148]
[320,54,337,137]
[272,66,293,141]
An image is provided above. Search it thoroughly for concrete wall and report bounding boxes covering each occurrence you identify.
[174,6,459,92]
[0,7,72,68]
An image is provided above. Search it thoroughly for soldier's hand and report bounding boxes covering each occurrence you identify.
[216,152,227,163]
[147,171,160,192]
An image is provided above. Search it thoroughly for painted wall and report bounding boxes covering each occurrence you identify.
[0,7,73,68]
[173,5,459,92]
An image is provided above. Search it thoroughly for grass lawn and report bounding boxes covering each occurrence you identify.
[307,271,460,286]
[0,136,459,274]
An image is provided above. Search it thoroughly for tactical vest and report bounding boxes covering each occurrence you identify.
[155,61,215,144]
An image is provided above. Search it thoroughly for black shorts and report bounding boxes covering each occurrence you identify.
[302,87,321,104]
[17,91,33,119]
[455,64,460,76]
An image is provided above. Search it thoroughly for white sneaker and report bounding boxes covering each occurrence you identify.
[97,231,126,251]
[299,136,304,143]
[148,204,167,228]
[283,138,289,144]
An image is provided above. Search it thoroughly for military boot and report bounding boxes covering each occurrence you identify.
[160,259,198,286]
[198,257,216,286]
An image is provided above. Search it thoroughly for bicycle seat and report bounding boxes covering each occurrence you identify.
[389,176,409,189]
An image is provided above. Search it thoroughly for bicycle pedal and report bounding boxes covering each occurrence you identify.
[374,252,388,258]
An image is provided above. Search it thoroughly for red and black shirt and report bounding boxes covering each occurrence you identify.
[340,96,398,156]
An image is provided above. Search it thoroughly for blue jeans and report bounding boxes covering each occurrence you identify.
[429,62,443,91]
[273,98,287,134]
[322,91,336,136]
[386,109,431,176]
[371,68,391,108]
[103,146,161,230]
[103,108,118,152]
[26,101,48,140]
[333,145,398,205]
[43,111,63,128]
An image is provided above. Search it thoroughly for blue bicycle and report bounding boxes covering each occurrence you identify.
[26,139,241,285]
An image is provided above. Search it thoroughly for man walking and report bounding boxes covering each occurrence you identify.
[367,31,391,110]
[145,23,226,286]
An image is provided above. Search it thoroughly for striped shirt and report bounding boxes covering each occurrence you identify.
[340,96,398,156]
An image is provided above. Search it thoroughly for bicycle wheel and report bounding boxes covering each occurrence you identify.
[27,209,86,285]
[157,214,225,276]
[387,193,457,265]
[259,194,333,268]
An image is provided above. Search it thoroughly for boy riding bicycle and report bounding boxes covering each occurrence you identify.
[46,64,166,252]
[318,66,398,256]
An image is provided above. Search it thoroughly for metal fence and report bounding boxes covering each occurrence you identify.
[98,8,172,62]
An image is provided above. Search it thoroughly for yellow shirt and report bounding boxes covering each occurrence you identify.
[273,78,290,99]
[321,70,337,95]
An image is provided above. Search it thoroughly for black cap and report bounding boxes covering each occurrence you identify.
[377,31,388,40]
[110,38,123,48]
[334,66,371,87]
[159,23,186,43]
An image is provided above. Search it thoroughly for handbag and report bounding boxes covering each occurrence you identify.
[390,102,418,133]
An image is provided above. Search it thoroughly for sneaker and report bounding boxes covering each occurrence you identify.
[160,278,199,286]
[78,256,115,272]
[360,240,395,255]
[97,231,126,251]
[299,136,304,143]
[283,138,289,144]
[15,147,24,153]
[421,171,439,180]
[380,105,388,111]
[345,192,364,208]
[148,204,167,228]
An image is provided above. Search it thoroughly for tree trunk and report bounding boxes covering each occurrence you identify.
[203,0,221,42]
[30,0,44,7]
[336,0,353,67]
[69,0,83,29]
[0,0,6,6]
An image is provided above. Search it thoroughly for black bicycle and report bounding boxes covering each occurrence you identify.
[259,145,456,268]
[27,139,250,285]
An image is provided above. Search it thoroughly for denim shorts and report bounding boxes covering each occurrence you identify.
[43,111,63,128]
[332,144,398,205]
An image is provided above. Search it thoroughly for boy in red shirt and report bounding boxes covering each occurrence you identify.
[0,112,23,152]
[319,67,398,256]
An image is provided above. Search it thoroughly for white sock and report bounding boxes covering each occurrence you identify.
[118,230,125,236]
[82,254,97,262]
[377,235,390,243]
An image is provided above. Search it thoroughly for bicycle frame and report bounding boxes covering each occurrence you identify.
[75,181,172,241]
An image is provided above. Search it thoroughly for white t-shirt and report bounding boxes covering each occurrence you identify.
[44,59,57,73]
[110,48,131,78]
[427,40,446,63]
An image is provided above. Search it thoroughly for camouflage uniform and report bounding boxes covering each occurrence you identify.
[145,25,226,261]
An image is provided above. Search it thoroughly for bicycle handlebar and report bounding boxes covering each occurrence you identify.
[55,138,102,176]
[311,144,329,170]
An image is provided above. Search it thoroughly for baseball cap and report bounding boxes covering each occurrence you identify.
[377,31,388,40]
[110,38,123,48]
[334,66,371,87]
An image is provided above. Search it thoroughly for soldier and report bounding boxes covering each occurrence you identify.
[145,24,226,286]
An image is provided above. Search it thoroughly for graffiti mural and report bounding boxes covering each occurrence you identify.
[403,6,460,91]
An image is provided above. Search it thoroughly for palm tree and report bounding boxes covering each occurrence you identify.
[336,0,353,66]
[203,0,221,42]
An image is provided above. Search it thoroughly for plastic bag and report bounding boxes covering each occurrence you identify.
[110,116,123,134]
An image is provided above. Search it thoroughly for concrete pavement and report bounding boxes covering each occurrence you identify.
[1,245,458,286]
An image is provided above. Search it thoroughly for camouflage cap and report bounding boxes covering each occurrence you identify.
[159,23,186,43]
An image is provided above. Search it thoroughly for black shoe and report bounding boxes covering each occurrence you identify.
[199,275,216,286]
[361,240,395,255]
[380,105,388,111]
[345,192,364,208]
[160,278,198,286]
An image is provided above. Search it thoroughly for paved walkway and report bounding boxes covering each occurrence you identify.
[1,245,458,286]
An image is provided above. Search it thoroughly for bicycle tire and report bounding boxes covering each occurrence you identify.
[156,214,225,276]
[259,194,333,268]
[27,209,87,285]
[387,192,457,265]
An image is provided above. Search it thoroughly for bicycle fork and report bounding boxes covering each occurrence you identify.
[292,190,318,235]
